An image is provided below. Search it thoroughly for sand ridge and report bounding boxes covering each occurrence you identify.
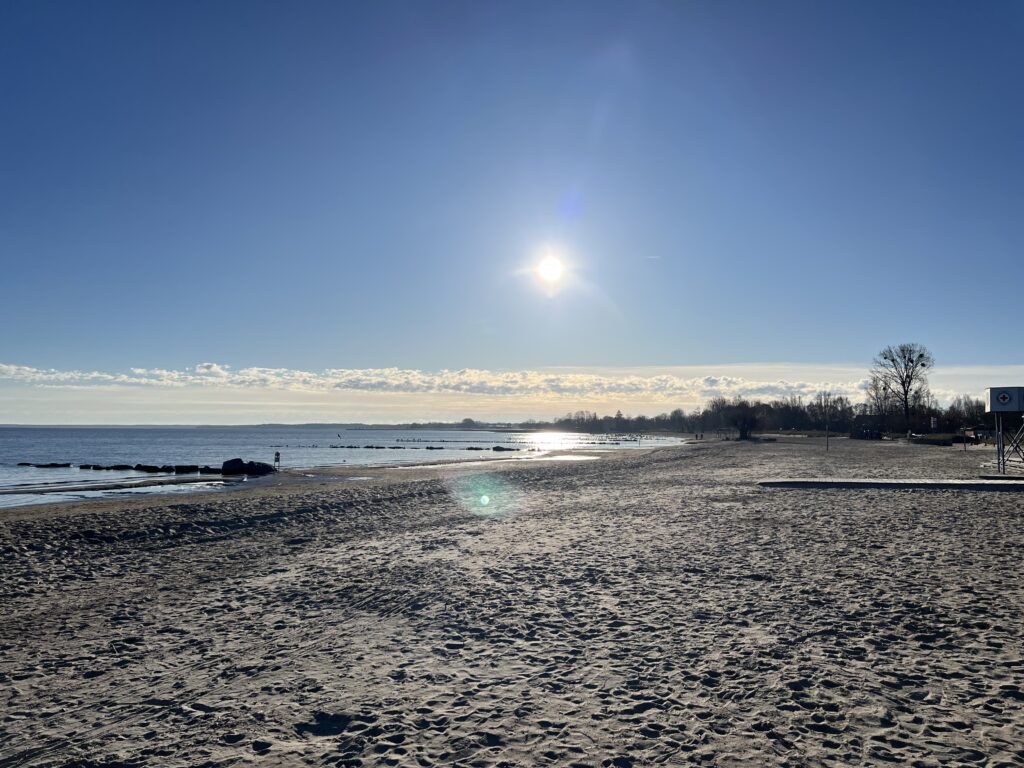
[1,438,1022,766]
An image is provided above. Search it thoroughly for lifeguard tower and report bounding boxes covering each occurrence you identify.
[985,387,1024,474]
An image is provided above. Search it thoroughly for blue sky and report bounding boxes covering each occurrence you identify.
[1,1,1022,421]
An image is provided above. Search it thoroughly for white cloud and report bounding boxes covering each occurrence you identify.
[0,361,877,402]
[1,361,1017,424]
[195,362,231,377]
[1,361,1018,424]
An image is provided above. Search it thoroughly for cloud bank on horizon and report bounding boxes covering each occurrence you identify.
[2,361,1012,422]
[0,361,874,400]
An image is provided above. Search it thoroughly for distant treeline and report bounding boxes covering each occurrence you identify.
[405,391,987,438]
[518,395,858,435]
[527,392,986,436]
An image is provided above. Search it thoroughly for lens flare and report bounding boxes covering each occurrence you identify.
[443,473,521,519]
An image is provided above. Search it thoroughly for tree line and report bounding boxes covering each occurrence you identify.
[527,393,857,438]
[515,343,987,439]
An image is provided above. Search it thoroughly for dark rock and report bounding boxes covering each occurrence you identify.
[33,462,72,468]
[244,461,275,476]
[466,447,485,451]
[17,462,31,466]
[222,458,276,476]
[222,458,247,475]
[92,465,107,470]
[425,446,443,450]
[492,446,519,452]
[134,464,161,473]
[198,466,220,475]
[174,465,199,474]
[110,464,134,471]
[160,465,175,473]
[79,464,95,469]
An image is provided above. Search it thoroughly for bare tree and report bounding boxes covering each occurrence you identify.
[724,398,759,440]
[669,408,686,433]
[808,390,835,427]
[870,343,934,422]
[946,394,985,427]
[864,376,894,420]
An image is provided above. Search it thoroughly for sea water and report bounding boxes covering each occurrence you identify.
[0,426,684,507]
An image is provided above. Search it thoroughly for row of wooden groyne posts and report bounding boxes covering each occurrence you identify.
[17,458,277,476]
[328,444,525,451]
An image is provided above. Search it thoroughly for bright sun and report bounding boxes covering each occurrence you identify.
[537,255,564,283]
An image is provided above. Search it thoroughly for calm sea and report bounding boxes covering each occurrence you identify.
[0,426,683,508]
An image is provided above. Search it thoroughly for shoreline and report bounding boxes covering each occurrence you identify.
[0,474,240,496]
[0,445,634,512]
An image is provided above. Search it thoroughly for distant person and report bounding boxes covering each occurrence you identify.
[274,451,281,469]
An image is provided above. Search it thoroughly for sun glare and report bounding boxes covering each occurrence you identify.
[537,255,564,283]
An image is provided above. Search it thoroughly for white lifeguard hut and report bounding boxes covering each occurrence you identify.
[985,387,1024,474]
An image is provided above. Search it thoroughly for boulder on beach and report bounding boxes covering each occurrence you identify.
[17,462,31,466]
[110,465,134,471]
[79,464,95,469]
[134,464,161,473]
[198,466,220,474]
[33,462,72,468]
[222,458,247,475]
[222,458,276,476]
[174,465,199,475]
[492,446,519,452]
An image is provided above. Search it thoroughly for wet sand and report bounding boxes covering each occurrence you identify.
[1,438,1022,767]
[0,474,237,497]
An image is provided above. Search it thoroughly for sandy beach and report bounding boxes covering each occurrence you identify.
[2,437,1022,767]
